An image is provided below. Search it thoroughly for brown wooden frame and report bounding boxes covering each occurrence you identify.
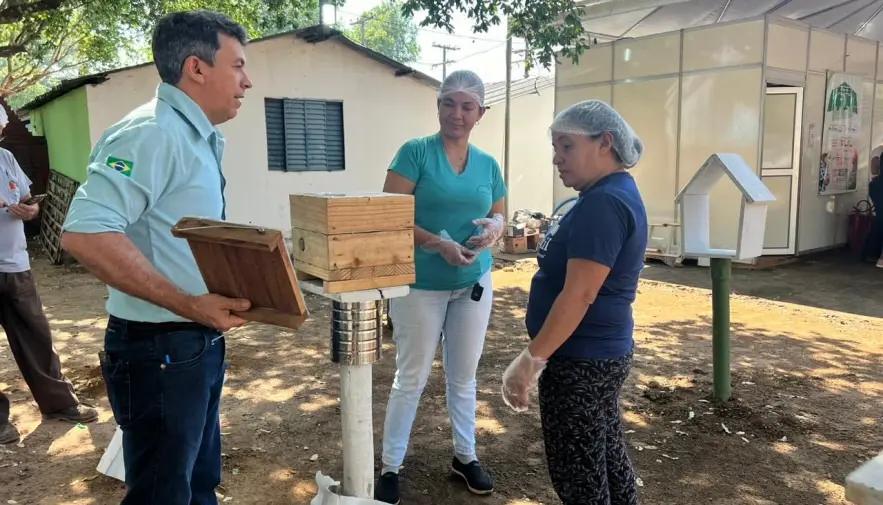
[171,217,308,330]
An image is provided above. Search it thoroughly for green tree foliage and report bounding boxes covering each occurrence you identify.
[400,0,588,72]
[0,0,337,99]
[0,1,135,96]
[341,0,420,64]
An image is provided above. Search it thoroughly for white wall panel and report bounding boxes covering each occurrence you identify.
[678,67,763,251]
[556,44,613,87]
[766,22,808,72]
[614,33,680,80]
[613,77,680,224]
[682,20,764,72]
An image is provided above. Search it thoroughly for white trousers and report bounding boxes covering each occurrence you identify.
[381,270,493,467]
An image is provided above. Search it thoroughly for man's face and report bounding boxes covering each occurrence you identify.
[201,34,252,125]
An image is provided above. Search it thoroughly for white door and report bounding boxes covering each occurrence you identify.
[761,87,803,255]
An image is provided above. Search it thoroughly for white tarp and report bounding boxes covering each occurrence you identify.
[580,0,883,42]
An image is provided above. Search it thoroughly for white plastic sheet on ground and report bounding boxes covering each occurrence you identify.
[310,472,388,505]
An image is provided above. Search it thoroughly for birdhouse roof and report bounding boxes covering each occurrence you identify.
[675,153,776,204]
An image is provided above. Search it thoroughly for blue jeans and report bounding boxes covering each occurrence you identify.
[100,316,227,505]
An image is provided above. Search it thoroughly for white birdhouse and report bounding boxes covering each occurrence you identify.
[675,153,776,261]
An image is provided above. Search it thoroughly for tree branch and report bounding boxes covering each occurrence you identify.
[0,44,25,56]
[0,0,66,25]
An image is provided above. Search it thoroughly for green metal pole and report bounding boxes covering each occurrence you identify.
[710,257,732,401]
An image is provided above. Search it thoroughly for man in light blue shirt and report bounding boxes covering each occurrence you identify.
[61,10,252,505]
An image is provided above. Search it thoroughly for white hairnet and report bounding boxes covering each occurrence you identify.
[438,69,485,106]
[550,100,643,168]
[0,106,8,128]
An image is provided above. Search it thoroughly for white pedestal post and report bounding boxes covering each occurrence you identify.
[846,451,883,505]
[340,364,374,497]
[299,280,409,501]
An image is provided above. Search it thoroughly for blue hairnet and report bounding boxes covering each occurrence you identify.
[439,70,485,106]
[550,100,644,168]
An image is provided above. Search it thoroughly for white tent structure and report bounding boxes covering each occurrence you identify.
[577,1,883,42]
[553,0,883,261]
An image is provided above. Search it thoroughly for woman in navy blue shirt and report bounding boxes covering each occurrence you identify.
[502,99,646,505]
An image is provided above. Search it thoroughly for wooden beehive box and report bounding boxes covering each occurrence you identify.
[170,217,309,330]
[289,192,415,293]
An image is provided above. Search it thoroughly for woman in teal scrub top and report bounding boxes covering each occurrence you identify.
[374,70,507,504]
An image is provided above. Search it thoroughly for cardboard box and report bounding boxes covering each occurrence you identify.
[504,236,529,254]
[526,230,540,250]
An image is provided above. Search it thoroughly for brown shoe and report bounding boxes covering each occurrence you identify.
[0,422,20,444]
[43,404,98,423]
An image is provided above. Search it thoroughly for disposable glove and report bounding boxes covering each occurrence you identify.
[501,347,548,412]
[422,230,478,266]
[466,213,505,249]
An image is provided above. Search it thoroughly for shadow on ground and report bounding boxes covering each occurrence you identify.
[479,273,881,505]
[641,248,883,320]
[1,250,880,504]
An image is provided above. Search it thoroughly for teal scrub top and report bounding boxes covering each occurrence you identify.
[389,133,507,291]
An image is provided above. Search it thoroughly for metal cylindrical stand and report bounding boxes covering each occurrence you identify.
[331,300,383,498]
[711,258,732,402]
[332,301,383,365]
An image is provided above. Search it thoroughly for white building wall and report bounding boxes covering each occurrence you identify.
[85,34,439,236]
[555,15,883,257]
[84,33,556,236]
[471,89,556,216]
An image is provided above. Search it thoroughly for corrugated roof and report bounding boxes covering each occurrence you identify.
[484,76,554,107]
[580,0,883,41]
[19,73,113,111]
[19,25,440,112]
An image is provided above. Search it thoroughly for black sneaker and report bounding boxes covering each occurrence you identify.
[451,457,494,495]
[374,471,400,504]
[43,404,98,423]
[0,422,20,444]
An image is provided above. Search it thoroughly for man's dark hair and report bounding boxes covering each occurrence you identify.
[151,10,248,85]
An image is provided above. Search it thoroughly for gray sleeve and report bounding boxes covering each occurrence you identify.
[2,150,32,194]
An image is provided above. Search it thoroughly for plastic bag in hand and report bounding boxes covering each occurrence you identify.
[421,230,477,266]
[501,347,547,412]
[466,213,505,250]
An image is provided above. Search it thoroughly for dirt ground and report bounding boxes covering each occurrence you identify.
[1,245,881,505]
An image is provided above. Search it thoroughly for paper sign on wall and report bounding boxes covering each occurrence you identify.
[819,72,864,196]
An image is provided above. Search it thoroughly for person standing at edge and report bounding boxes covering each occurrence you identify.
[502,100,646,505]
[0,107,98,445]
[60,10,253,505]
[375,70,507,505]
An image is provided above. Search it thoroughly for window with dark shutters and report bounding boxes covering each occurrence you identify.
[264,97,345,172]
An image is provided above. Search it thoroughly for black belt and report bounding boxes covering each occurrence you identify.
[107,315,213,337]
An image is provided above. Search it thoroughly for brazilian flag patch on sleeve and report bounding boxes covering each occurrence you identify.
[106,156,134,177]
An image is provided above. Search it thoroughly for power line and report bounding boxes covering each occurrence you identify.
[335,7,508,42]
[432,43,459,80]
[354,14,374,45]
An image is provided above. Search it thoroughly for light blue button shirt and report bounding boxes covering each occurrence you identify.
[63,83,227,323]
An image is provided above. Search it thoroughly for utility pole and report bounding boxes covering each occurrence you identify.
[432,43,460,80]
[503,31,512,221]
[355,15,373,46]
[514,44,530,78]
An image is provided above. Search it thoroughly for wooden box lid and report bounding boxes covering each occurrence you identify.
[170,217,309,330]
[289,192,414,235]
